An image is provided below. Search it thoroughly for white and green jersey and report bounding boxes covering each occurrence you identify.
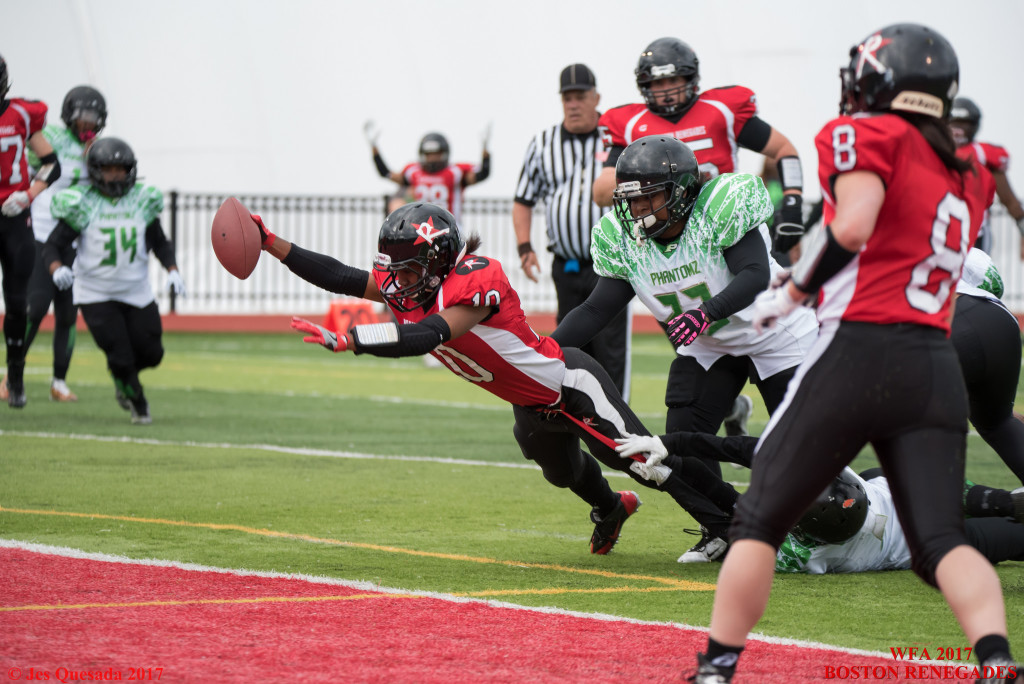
[51,184,164,307]
[29,124,89,242]
[591,173,818,377]
[775,472,909,574]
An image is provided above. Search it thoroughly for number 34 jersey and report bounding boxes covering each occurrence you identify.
[591,173,818,377]
[51,184,165,307]
[815,113,996,333]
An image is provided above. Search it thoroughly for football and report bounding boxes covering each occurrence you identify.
[211,197,261,280]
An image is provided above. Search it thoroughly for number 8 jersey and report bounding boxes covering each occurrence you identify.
[815,113,996,333]
[50,184,165,307]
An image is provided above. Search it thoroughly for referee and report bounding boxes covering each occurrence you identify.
[513,63,631,399]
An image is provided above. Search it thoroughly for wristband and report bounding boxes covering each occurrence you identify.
[776,156,803,192]
[517,242,534,257]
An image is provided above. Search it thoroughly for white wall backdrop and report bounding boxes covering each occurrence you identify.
[4,0,1023,203]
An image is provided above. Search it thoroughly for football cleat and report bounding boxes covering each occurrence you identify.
[115,387,131,411]
[724,395,754,437]
[976,655,1018,683]
[50,379,78,402]
[129,398,151,425]
[1011,488,1024,525]
[679,527,729,563]
[590,491,641,554]
[6,365,26,409]
[686,652,737,683]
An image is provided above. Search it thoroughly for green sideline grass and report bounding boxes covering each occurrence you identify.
[2,331,1023,655]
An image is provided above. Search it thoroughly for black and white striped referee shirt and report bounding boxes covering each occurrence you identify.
[513,124,606,262]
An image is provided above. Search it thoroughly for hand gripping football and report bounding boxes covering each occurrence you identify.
[211,197,261,279]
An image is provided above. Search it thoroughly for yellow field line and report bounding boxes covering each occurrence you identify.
[0,506,715,591]
[0,585,693,613]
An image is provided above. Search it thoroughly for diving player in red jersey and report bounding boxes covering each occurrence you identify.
[0,54,61,408]
[251,202,752,559]
[592,37,806,256]
[949,97,1024,257]
[690,24,1015,684]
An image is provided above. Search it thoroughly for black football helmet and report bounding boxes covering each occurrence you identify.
[87,137,137,198]
[840,23,959,119]
[0,54,10,101]
[418,133,450,173]
[613,136,702,242]
[949,96,981,145]
[635,37,700,117]
[793,470,869,545]
[374,203,466,312]
[62,86,107,142]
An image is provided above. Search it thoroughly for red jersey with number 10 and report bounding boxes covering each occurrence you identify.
[815,113,995,333]
[598,86,758,179]
[0,98,48,202]
[372,254,565,407]
[400,162,477,223]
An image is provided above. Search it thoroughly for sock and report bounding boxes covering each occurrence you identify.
[964,484,1014,518]
[706,636,744,669]
[975,633,1011,664]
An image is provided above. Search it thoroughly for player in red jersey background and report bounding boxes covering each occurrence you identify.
[0,54,61,408]
[592,37,806,257]
[368,129,490,223]
[950,97,1024,258]
[689,24,1015,684]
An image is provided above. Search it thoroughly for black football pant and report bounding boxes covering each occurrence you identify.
[733,322,971,587]
[0,212,34,374]
[25,240,78,381]
[552,257,631,401]
[512,347,737,539]
[665,353,796,478]
[951,294,1024,484]
[79,300,164,405]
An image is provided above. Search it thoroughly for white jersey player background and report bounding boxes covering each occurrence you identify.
[29,124,89,242]
[590,172,817,377]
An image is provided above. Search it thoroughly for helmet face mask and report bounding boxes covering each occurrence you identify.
[374,203,466,312]
[839,23,959,119]
[949,96,981,145]
[62,86,107,143]
[613,137,702,243]
[635,38,700,117]
[418,133,450,174]
[86,138,137,198]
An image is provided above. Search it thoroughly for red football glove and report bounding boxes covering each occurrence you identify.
[290,317,349,352]
[250,213,276,250]
[667,308,711,347]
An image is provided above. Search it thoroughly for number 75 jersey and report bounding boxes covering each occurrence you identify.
[815,113,995,333]
[50,184,165,307]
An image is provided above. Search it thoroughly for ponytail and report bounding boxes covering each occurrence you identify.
[898,112,972,175]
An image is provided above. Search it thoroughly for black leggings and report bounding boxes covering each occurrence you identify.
[733,322,970,587]
[513,347,738,538]
[951,295,1024,484]
[0,212,35,367]
[79,300,164,402]
[25,240,78,379]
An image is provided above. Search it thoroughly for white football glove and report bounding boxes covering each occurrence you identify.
[363,120,380,147]
[167,270,186,296]
[2,191,31,216]
[615,434,671,484]
[52,265,74,291]
[751,283,806,334]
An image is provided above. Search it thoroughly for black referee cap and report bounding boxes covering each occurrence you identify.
[559,64,596,93]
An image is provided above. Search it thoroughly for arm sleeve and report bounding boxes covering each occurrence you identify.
[551,276,635,348]
[700,229,770,321]
[281,243,371,297]
[736,116,772,153]
[352,314,452,358]
[603,145,624,169]
[146,219,177,270]
[42,221,79,265]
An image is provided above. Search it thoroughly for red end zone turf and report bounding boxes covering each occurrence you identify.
[0,545,926,682]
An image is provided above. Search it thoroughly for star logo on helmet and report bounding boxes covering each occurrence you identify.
[413,216,449,246]
[855,33,893,79]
